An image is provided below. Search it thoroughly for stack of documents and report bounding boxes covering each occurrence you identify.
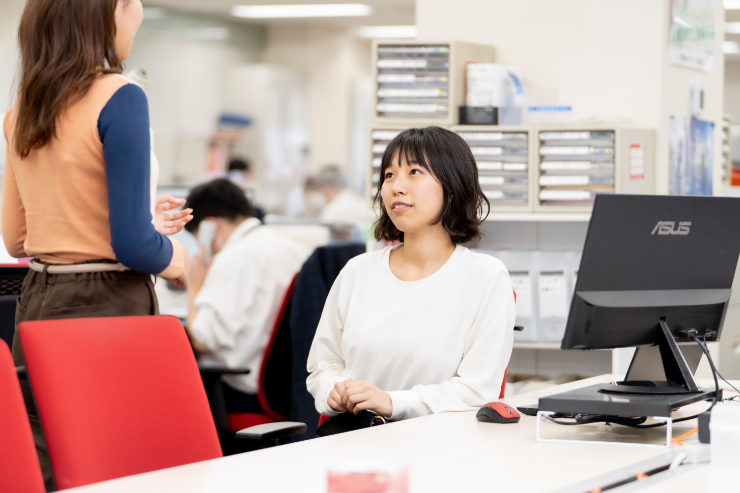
[456,131,529,205]
[376,45,449,119]
[538,131,615,206]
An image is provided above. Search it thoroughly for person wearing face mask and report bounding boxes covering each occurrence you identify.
[184,179,309,414]
[306,127,515,432]
[2,0,191,488]
[313,165,372,224]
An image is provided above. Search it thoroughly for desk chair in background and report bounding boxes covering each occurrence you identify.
[286,242,367,441]
[0,341,45,493]
[19,316,222,490]
[206,243,367,450]
[203,276,298,455]
[0,265,29,349]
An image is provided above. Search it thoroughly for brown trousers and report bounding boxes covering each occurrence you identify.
[11,267,159,492]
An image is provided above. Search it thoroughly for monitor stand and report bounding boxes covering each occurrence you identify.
[598,320,704,395]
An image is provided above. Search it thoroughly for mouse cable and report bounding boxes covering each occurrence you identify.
[677,329,719,410]
[702,333,740,400]
[546,407,710,429]
[546,415,646,427]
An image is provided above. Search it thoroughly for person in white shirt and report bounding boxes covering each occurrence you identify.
[314,165,372,224]
[184,179,310,413]
[307,127,515,425]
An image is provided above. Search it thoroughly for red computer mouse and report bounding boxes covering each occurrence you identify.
[476,402,521,423]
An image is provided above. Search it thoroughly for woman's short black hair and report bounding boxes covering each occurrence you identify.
[373,126,489,244]
[184,178,254,233]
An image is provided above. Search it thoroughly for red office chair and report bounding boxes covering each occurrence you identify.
[19,316,222,490]
[0,341,45,493]
[228,275,298,432]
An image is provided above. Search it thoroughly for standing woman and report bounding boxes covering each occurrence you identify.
[307,126,515,428]
[2,0,191,488]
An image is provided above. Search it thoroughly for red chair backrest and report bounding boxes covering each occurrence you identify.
[256,275,298,421]
[0,341,45,493]
[19,316,222,490]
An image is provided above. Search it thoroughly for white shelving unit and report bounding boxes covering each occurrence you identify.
[372,39,496,125]
[485,212,591,222]
[513,341,562,350]
[534,125,655,213]
[722,114,731,185]
[452,125,535,213]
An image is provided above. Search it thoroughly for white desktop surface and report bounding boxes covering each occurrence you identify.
[65,374,737,493]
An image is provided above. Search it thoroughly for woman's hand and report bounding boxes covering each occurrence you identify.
[154,194,193,235]
[328,379,352,413]
[343,380,393,418]
[164,244,191,288]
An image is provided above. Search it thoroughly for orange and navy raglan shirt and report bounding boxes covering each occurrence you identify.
[2,74,186,278]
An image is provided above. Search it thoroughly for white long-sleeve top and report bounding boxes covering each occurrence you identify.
[306,244,515,421]
[192,218,310,394]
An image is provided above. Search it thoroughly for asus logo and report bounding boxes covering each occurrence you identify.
[651,221,691,236]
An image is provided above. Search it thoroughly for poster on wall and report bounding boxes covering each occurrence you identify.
[669,115,714,195]
[667,0,715,72]
[688,117,714,195]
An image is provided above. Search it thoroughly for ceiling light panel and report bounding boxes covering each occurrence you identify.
[357,26,417,38]
[231,4,373,18]
[725,41,740,54]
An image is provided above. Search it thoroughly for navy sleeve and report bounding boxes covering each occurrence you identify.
[98,84,173,274]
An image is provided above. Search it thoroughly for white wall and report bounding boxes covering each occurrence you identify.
[0,0,22,113]
[658,0,725,196]
[126,27,263,186]
[725,62,740,121]
[262,25,372,176]
[416,0,725,195]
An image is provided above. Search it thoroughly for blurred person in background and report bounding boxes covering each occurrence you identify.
[314,165,371,224]
[226,157,264,221]
[226,157,254,190]
[184,179,309,414]
[2,0,191,488]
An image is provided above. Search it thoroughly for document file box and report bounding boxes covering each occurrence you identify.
[535,126,655,213]
[372,40,496,125]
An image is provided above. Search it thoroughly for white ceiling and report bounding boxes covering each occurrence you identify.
[144,0,415,27]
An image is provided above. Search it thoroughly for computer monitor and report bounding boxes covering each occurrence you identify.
[562,194,740,395]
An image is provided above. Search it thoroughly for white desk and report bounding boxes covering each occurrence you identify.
[67,374,734,493]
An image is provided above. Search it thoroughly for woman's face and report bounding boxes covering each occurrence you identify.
[381,149,445,236]
[114,0,143,61]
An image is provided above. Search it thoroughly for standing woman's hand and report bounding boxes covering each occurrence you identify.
[166,247,191,288]
[154,194,193,235]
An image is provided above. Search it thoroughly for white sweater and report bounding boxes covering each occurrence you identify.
[306,245,515,421]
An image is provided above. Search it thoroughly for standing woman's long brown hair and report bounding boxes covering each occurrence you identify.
[14,0,128,158]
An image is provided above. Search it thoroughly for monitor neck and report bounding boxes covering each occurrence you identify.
[655,319,700,392]
[598,319,703,395]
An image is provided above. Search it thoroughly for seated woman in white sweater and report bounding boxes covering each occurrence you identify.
[306,126,515,423]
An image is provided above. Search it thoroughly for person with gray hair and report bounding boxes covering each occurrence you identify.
[315,165,371,224]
